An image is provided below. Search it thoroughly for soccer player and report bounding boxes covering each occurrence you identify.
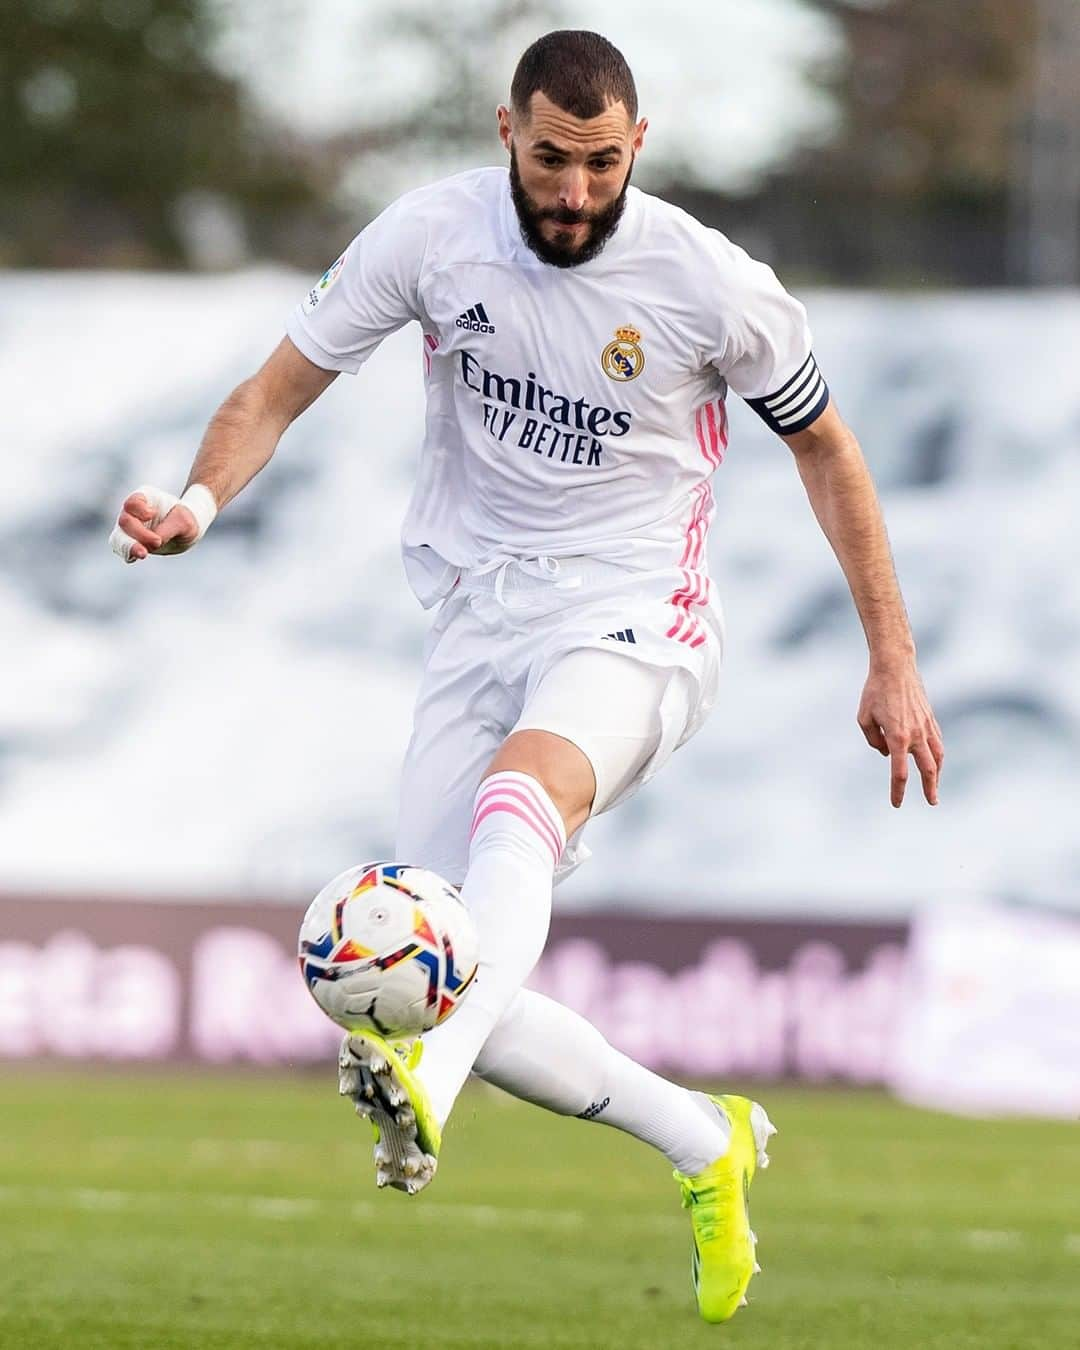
[109,30,943,1322]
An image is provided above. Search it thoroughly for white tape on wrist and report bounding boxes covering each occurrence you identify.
[178,484,218,539]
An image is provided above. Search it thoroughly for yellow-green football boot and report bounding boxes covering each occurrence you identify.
[674,1094,777,1323]
[338,1033,441,1194]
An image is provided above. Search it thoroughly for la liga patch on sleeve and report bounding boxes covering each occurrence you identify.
[302,249,348,315]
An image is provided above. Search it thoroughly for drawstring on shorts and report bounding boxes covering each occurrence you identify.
[465,555,585,609]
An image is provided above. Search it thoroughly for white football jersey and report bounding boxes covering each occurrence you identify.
[287,167,828,607]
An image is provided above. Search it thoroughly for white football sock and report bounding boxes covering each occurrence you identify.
[473,988,731,1176]
[419,771,565,1126]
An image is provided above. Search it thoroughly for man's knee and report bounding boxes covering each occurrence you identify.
[482,728,595,838]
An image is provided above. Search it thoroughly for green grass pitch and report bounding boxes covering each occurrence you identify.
[1,1072,1076,1349]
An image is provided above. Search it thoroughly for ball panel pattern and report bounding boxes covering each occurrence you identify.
[298,861,479,1039]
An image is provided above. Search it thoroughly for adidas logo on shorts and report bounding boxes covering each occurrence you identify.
[601,629,636,644]
[456,302,495,334]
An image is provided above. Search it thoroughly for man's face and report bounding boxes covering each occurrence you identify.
[498,92,647,268]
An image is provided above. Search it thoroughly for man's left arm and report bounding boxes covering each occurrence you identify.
[782,400,944,808]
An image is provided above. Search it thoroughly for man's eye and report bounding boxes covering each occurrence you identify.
[540,156,562,168]
[590,160,615,172]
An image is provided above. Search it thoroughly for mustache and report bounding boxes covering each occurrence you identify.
[537,207,593,226]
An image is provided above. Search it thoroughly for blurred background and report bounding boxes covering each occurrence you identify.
[2,5,1080,1347]
[2,0,1079,1094]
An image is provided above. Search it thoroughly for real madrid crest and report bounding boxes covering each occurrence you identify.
[601,325,645,382]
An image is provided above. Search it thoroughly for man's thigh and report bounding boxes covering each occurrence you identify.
[514,646,697,817]
[397,572,719,878]
[395,597,520,884]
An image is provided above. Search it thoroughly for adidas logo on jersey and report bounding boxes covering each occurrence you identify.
[601,629,636,644]
[456,302,495,334]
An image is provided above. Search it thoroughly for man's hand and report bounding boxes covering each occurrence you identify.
[109,485,208,563]
[783,405,943,808]
[857,658,944,807]
[109,339,336,566]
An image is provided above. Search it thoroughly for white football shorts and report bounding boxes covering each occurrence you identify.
[395,556,723,885]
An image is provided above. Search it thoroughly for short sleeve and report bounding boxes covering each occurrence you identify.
[707,237,830,436]
[286,197,426,374]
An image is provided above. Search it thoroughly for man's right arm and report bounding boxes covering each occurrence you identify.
[113,336,337,563]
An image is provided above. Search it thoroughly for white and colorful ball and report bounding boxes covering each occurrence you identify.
[298,862,478,1039]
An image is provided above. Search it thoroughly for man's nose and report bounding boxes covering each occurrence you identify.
[558,168,588,213]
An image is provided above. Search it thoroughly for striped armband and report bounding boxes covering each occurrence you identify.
[745,352,830,435]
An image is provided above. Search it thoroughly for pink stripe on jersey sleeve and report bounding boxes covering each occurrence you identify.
[695,402,722,469]
[677,482,715,573]
[691,484,713,568]
[704,402,722,465]
[678,484,705,568]
[694,408,711,466]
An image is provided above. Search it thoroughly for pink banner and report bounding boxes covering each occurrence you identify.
[0,896,908,1082]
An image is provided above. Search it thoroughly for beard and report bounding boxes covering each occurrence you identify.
[509,147,633,269]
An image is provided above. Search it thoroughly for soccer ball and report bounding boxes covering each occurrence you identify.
[298,861,479,1039]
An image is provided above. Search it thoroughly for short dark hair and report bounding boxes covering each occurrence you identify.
[511,30,638,123]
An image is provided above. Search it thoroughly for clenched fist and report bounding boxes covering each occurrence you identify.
[109,484,217,564]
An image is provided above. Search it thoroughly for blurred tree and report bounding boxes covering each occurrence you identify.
[813,0,1035,200]
[311,0,565,218]
[790,0,1038,282]
[12,0,1062,283]
[0,0,320,267]
[659,0,1079,286]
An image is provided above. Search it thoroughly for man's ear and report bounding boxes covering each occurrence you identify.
[632,116,648,157]
[497,104,513,154]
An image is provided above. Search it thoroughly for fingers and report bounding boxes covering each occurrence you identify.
[888,740,909,809]
[860,667,944,807]
[108,521,143,564]
[123,491,157,523]
[110,485,181,564]
[110,492,160,564]
[110,504,160,564]
[881,731,941,808]
[154,504,198,551]
[928,722,945,772]
[117,508,162,552]
[913,739,939,806]
[859,715,889,756]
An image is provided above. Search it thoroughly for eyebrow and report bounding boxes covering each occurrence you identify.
[532,140,622,158]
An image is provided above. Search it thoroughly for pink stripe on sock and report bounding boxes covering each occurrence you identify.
[507,773,566,833]
[470,801,561,867]
[471,779,564,864]
[473,776,562,837]
[471,786,563,861]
